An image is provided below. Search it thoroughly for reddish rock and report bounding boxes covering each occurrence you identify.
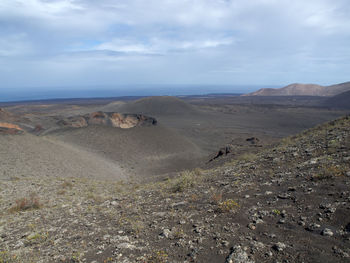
[0,122,24,135]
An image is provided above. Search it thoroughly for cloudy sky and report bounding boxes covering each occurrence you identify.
[0,0,349,93]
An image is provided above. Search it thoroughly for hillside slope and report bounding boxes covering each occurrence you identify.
[49,124,205,177]
[244,81,350,97]
[118,96,199,116]
[0,133,126,181]
[323,90,350,109]
[0,116,349,262]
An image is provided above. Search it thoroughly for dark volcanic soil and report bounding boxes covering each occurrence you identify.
[0,95,348,180]
[0,115,349,262]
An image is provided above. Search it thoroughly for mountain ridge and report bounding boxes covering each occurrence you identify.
[243,81,350,97]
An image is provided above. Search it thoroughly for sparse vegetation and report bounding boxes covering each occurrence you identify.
[237,152,257,162]
[211,192,223,204]
[272,209,281,215]
[171,170,198,192]
[9,193,41,213]
[61,180,73,189]
[25,232,48,246]
[0,251,18,263]
[70,251,83,263]
[147,250,168,263]
[312,164,345,180]
[217,199,239,212]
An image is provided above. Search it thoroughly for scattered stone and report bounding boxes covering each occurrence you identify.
[247,223,256,230]
[265,251,273,257]
[225,245,255,263]
[272,242,286,252]
[277,193,290,199]
[306,223,321,231]
[332,246,350,258]
[222,240,230,247]
[255,219,264,224]
[171,201,187,209]
[321,228,334,237]
[160,229,173,239]
[117,243,137,250]
[278,219,285,224]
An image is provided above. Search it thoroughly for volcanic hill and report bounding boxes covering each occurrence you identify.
[117,96,199,116]
[244,81,350,97]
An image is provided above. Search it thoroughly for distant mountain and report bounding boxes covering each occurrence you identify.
[243,81,350,97]
[322,90,350,109]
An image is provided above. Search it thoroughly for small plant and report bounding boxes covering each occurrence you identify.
[173,228,185,239]
[70,252,82,263]
[0,251,18,263]
[61,181,73,189]
[10,193,41,213]
[272,209,281,215]
[103,258,113,263]
[147,250,168,263]
[311,165,344,181]
[217,199,239,212]
[237,153,257,162]
[190,194,199,202]
[130,219,144,234]
[193,167,203,176]
[211,192,223,204]
[25,232,48,245]
[171,170,196,192]
[281,136,293,146]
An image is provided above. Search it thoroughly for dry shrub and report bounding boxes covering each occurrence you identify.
[61,181,73,189]
[10,193,41,212]
[0,251,18,263]
[312,165,344,181]
[211,192,223,204]
[171,170,196,193]
[147,250,168,263]
[217,199,239,212]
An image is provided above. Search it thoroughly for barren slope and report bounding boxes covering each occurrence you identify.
[323,90,350,109]
[48,124,205,178]
[0,133,126,180]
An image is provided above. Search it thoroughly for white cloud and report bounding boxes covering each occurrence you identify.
[0,0,349,87]
[0,33,33,56]
[94,37,235,55]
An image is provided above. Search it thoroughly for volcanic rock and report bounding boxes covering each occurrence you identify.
[0,122,24,135]
[57,111,157,129]
[209,146,232,162]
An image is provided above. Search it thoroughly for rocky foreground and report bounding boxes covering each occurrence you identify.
[0,116,349,262]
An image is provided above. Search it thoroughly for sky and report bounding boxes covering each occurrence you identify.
[0,0,350,95]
